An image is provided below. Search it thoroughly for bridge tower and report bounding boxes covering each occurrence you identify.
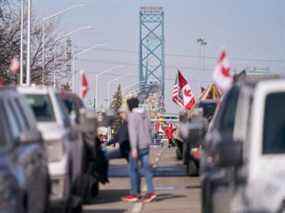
[139,7,165,105]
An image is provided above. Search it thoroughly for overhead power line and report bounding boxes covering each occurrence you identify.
[75,46,285,63]
[79,58,213,72]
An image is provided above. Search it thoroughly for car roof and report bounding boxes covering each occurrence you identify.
[237,74,281,88]
[17,85,55,95]
[0,87,22,97]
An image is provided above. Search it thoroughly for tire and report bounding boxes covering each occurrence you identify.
[186,160,199,177]
[63,195,82,213]
[82,175,99,204]
[202,180,213,213]
[91,181,99,198]
[176,148,183,160]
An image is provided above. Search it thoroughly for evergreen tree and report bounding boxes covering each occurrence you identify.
[110,84,123,135]
[111,84,123,112]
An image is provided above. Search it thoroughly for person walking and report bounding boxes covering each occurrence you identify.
[122,97,157,203]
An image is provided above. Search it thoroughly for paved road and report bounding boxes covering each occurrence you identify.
[83,145,201,213]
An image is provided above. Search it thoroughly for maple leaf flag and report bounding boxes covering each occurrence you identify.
[80,70,89,98]
[213,50,233,91]
[172,70,196,110]
[178,71,196,110]
[9,57,20,75]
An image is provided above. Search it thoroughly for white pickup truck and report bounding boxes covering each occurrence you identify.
[216,79,285,213]
[18,86,84,212]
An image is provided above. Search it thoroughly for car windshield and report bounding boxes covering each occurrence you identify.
[0,101,7,149]
[25,94,56,122]
[198,102,217,120]
[62,99,74,115]
[263,92,285,154]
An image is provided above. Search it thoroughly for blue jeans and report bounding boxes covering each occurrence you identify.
[128,148,154,195]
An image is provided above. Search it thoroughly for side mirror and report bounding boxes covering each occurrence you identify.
[17,130,42,145]
[216,139,243,167]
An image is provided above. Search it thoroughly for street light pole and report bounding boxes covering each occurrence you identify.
[197,38,207,73]
[71,43,106,93]
[20,0,24,85]
[26,0,31,85]
[52,26,95,88]
[107,74,134,107]
[41,4,85,85]
[123,81,141,95]
[94,65,125,109]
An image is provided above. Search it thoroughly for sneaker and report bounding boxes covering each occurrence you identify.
[142,192,157,203]
[121,195,139,202]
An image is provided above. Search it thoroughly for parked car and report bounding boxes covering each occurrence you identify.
[215,79,285,213]
[59,92,101,201]
[18,86,84,212]
[201,84,240,213]
[0,87,50,213]
[180,108,208,176]
[198,100,217,122]
[175,101,216,162]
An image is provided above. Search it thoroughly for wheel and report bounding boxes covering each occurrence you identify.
[186,160,199,176]
[176,148,183,160]
[202,179,213,213]
[91,181,99,197]
[82,174,99,204]
[63,195,82,213]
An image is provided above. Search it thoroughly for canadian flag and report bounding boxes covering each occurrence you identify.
[177,71,196,110]
[9,57,20,75]
[213,50,233,91]
[80,70,89,98]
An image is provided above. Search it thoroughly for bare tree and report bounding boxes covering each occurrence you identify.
[0,0,70,86]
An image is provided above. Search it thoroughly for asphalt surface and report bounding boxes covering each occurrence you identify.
[83,145,201,213]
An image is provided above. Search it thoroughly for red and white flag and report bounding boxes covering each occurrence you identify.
[172,70,196,110]
[213,50,233,92]
[9,57,20,75]
[80,70,89,98]
[171,76,184,108]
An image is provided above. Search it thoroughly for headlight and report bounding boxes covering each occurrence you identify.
[46,140,65,162]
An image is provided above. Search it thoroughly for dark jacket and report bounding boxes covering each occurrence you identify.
[109,121,130,159]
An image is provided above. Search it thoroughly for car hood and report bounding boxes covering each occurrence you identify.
[37,122,67,141]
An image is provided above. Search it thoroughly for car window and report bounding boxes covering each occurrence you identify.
[55,94,71,127]
[25,94,56,122]
[62,99,75,115]
[263,92,285,154]
[4,100,22,140]
[218,86,239,135]
[0,100,8,148]
[198,102,217,120]
[14,98,31,130]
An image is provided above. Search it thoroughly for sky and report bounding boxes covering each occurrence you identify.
[34,0,285,113]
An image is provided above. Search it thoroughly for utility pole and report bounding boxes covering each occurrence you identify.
[26,0,31,85]
[197,38,207,72]
[20,0,24,85]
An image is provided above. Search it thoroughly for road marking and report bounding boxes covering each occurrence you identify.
[155,185,176,191]
[131,202,144,213]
